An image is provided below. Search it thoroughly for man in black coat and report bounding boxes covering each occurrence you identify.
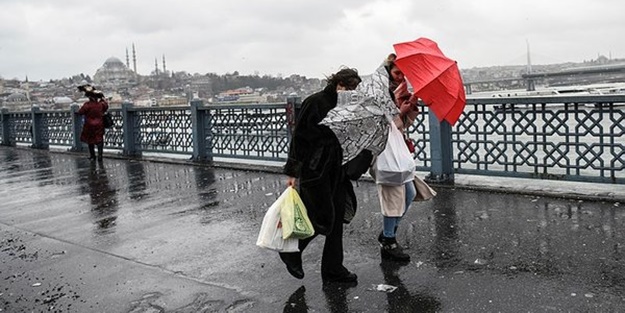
[281,68,362,284]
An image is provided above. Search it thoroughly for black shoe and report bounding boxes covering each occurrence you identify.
[279,252,304,279]
[379,236,411,262]
[97,156,103,162]
[322,271,358,284]
[378,231,385,244]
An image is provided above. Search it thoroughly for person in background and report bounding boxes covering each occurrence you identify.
[76,85,108,162]
[280,68,362,284]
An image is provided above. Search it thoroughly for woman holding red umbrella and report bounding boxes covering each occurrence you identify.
[362,54,420,262]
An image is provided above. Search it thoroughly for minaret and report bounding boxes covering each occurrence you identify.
[154,58,159,75]
[132,43,137,74]
[25,75,31,103]
[162,54,167,74]
[126,48,130,68]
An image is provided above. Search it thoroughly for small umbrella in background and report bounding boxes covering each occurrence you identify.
[393,37,466,125]
[320,90,389,164]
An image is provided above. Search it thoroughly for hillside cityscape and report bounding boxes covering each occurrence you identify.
[1,52,624,112]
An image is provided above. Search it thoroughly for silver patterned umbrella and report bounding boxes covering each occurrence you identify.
[320,90,389,164]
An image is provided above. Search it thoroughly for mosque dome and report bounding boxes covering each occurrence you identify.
[104,57,125,67]
[94,56,136,86]
[6,93,28,102]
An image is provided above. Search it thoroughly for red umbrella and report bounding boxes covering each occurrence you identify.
[393,37,466,125]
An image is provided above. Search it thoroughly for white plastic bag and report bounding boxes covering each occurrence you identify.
[374,121,416,186]
[256,188,299,252]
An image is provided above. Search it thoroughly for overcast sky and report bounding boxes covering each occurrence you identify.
[1,0,623,81]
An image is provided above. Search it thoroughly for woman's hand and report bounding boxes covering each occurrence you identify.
[408,93,419,105]
[394,81,411,103]
[399,100,413,115]
[286,176,297,187]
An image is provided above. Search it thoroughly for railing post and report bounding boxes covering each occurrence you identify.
[426,112,454,184]
[286,96,302,141]
[69,104,85,152]
[1,108,14,146]
[30,106,49,149]
[191,99,212,162]
[122,102,141,157]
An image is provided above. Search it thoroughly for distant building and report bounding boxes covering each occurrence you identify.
[3,92,30,111]
[158,95,188,107]
[94,57,136,87]
[213,87,268,104]
[189,76,212,100]
[52,96,74,110]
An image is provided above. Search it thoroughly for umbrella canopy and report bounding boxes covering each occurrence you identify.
[320,90,389,164]
[393,37,466,125]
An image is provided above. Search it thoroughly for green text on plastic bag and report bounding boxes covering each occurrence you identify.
[281,187,314,239]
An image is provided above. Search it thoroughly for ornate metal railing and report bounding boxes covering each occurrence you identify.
[1,94,623,184]
[205,103,289,161]
[451,96,625,184]
[134,107,193,154]
[45,110,73,146]
[405,107,431,172]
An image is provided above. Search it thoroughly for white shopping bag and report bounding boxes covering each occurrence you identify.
[374,121,416,186]
[256,188,299,252]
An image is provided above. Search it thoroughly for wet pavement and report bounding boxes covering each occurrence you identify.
[1,146,624,312]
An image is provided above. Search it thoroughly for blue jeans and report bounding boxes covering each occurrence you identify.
[382,181,416,238]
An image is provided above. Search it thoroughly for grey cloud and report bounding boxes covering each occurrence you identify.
[1,0,624,80]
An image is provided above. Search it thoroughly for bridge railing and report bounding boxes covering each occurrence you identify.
[1,95,623,184]
[440,95,625,184]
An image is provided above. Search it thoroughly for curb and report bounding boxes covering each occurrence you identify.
[27,146,625,204]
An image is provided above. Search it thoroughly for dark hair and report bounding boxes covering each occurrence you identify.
[327,67,361,90]
[383,53,398,76]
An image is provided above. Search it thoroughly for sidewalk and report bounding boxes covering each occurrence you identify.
[1,146,624,312]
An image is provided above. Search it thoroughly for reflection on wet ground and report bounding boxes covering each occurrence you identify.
[1,147,625,312]
[77,161,119,233]
[283,286,307,313]
[379,260,441,312]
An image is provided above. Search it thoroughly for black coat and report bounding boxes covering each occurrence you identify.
[284,85,357,235]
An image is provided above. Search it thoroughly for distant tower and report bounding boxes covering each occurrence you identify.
[525,39,535,91]
[526,39,532,74]
[25,75,31,103]
[162,54,167,74]
[126,48,130,68]
[154,58,159,75]
[132,43,137,74]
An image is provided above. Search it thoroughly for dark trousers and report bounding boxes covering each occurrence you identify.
[298,170,349,279]
[88,142,103,159]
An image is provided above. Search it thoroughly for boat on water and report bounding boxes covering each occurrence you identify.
[467,83,625,110]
